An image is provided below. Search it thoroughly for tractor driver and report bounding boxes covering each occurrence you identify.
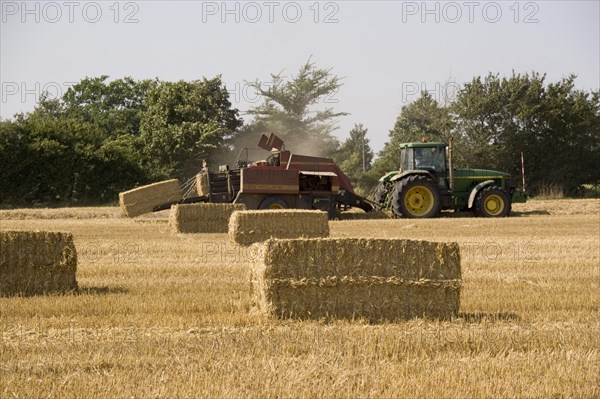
[414,148,432,168]
[267,148,281,167]
[414,147,426,168]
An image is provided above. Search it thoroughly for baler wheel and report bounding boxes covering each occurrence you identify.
[259,196,289,210]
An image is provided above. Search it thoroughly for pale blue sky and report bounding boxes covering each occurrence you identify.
[1,0,598,152]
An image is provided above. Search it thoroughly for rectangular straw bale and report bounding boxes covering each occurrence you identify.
[0,230,78,296]
[195,172,210,196]
[229,210,329,246]
[250,238,461,321]
[260,238,460,280]
[170,203,246,233]
[119,179,182,218]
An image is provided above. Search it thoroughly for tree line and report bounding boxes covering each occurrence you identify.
[373,73,599,196]
[1,62,598,207]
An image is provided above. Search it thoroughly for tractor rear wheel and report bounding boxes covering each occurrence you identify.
[473,186,511,217]
[391,175,441,218]
[259,196,289,210]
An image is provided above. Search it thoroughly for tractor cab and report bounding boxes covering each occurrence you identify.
[400,142,449,188]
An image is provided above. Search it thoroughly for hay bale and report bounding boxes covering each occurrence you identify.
[229,210,329,246]
[250,238,461,321]
[170,203,246,233]
[195,172,210,197]
[0,230,78,296]
[119,179,182,218]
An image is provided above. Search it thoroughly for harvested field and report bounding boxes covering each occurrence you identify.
[0,207,121,220]
[512,198,600,216]
[119,179,182,218]
[250,238,461,320]
[0,230,78,296]
[229,210,329,246]
[170,203,246,233]
[0,198,598,398]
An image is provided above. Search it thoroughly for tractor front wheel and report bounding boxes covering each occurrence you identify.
[391,175,441,218]
[473,186,511,217]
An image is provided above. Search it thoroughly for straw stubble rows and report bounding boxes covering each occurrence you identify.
[0,200,598,398]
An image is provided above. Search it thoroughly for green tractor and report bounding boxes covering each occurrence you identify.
[372,139,527,218]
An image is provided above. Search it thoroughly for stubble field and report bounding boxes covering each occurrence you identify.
[1,199,599,398]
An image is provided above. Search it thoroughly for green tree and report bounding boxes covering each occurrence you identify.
[0,117,34,204]
[451,73,537,170]
[536,78,599,193]
[59,76,156,198]
[452,72,599,194]
[370,92,453,181]
[1,77,149,205]
[138,77,242,179]
[1,75,243,206]
[237,59,347,157]
[334,123,374,191]
[61,76,156,137]
[3,95,147,205]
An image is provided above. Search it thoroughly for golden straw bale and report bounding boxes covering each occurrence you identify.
[195,172,210,197]
[250,238,461,321]
[119,179,182,218]
[170,203,246,233]
[229,210,329,246]
[0,230,78,296]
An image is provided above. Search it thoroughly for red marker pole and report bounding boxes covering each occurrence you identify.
[521,152,526,192]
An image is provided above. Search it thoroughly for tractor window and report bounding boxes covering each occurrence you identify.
[414,147,446,173]
[432,147,445,172]
[400,148,414,171]
[401,146,446,173]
